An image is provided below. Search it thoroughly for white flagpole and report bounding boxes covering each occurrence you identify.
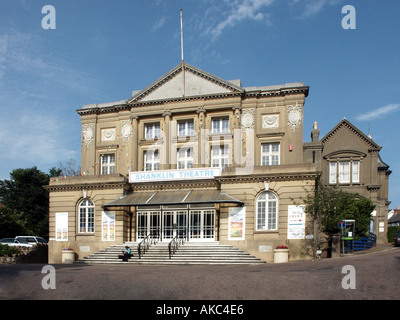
[180,8,184,62]
[180,8,185,97]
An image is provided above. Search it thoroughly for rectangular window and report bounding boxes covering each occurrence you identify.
[329,162,337,184]
[145,123,160,139]
[261,143,280,166]
[212,118,230,134]
[177,147,194,169]
[352,160,360,183]
[100,154,115,175]
[330,160,360,184]
[338,161,350,184]
[178,120,194,136]
[144,150,160,171]
[211,145,229,170]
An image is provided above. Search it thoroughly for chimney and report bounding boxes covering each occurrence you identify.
[311,121,320,143]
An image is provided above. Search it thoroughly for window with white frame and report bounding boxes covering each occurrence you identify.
[261,143,280,166]
[144,123,161,139]
[256,191,277,231]
[212,117,230,134]
[329,160,360,184]
[100,154,115,175]
[211,145,229,170]
[144,149,160,171]
[177,147,194,169]
[178,120,194,136]
[78,199,94,233]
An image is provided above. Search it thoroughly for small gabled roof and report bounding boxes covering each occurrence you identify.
[127,62,244,104]
[321,118,382,150]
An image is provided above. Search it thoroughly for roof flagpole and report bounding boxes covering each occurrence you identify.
[180,8,185,97]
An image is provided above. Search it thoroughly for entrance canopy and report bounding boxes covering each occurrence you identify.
[103,189,243,208]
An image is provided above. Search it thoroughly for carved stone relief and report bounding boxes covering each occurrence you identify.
[262,114,279,128]
[82,123,95,147]
[287,104,302,133]
[101,128,116,141]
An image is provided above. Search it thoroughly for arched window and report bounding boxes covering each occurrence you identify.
[78,199,95,233]
[256,191,277,231]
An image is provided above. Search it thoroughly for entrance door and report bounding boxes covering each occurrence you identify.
[163,211,187,240]
[189,209,215,241]
[137,208,214,241]
[137,211,161,240]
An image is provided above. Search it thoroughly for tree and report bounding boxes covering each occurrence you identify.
[302,178,375,257]
[0,167,50,238]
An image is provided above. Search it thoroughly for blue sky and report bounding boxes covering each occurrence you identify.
[0,0,399,208]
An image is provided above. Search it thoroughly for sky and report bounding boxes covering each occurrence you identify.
[0,0,399,208]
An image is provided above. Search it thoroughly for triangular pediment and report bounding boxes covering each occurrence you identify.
[321,119,381,150]
[128,63,243,104]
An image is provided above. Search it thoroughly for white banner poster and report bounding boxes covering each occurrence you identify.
[228,207,245,240]
[287,205,306,239]
[102,211,116,241]
[56,212,68,241]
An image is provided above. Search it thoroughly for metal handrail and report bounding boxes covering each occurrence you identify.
[137,229,160,259]
[168,233,185,259]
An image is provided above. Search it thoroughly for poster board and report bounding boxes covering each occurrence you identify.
[287,205,305,239]
[55,212,68,241]
[228,207,245,240]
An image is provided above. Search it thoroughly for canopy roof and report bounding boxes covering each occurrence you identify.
[103,189,243,208]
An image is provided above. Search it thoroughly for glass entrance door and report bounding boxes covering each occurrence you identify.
[163,211,187,240]
[137,211,161,240]
[189,209,215,241]
[137,208,214,241]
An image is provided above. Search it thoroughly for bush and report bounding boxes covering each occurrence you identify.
[0,244,17,257]
[387,226,400,242]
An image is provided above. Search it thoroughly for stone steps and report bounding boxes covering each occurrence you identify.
[75,241,265,265]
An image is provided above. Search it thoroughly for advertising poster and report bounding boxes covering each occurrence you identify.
[102,211,115,241]
[287,205,306,239]
[56,212,68,241]
[228,207,245,240]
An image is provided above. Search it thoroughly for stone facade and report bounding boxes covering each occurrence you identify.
[46,63,390,263]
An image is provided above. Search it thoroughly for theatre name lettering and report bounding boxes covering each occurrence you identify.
[129,167,221,183]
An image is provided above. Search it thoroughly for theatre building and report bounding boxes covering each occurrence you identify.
[46,63,390,263]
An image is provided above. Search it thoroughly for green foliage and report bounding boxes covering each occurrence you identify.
[387,226,400,242]
[303,179,375,239]
[0,167,53,239]
[0,244,17,257]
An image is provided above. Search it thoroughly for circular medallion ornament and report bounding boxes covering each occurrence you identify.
[121,124,131,139]
[241,112,254,129]
[287,105,302,133]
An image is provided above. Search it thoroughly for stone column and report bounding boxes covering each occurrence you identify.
[130,115,139,171]
[162,110,172,170]
[197,106,206,168]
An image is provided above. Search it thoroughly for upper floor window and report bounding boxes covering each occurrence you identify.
[177,147,194,169]
[212,117,229,134]
[256,191,277,231]
[78,199,94,233]
[145,123,161,139]
[178,120,195,136]
[261,143,280,166]
[100,154,115,175]
[211,145,229,170]
[144,149,160,171]
[329,160,360,184]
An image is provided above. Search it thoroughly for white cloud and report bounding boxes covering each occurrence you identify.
[208,0,275,40]
[152,16,167,32]
[293,0,343,18]
[356,104,400,121]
